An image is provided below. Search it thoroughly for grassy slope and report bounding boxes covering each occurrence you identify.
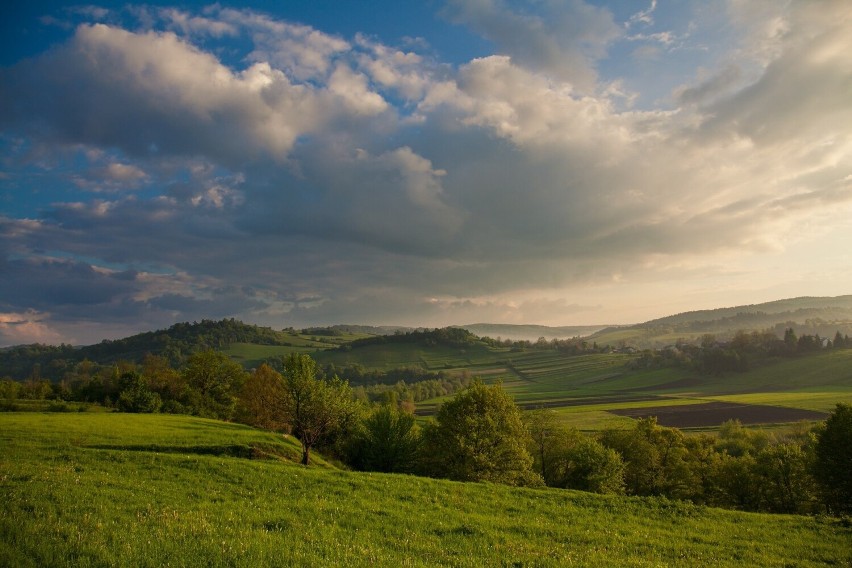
[2,413,850,567]
[223,331,373,367]
[412,349,852,429]
[587,295,852,348]
[221,330,852,431]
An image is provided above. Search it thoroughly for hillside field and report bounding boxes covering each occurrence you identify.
[2,413,850,567]
[229,339,852,431]
[411,348,852,430]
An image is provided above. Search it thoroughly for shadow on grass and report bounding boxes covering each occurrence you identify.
[85,443,289,460]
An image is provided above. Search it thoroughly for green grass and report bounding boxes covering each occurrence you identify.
[313,342,509,372]
[705,391,852,413]
[410,349,852,431]
[220,334,852,432]
[223,331,376,367]
[2,413,850,567]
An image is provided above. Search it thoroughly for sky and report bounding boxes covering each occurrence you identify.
[1,1,851,346]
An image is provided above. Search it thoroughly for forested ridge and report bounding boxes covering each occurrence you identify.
[0,319,299,379]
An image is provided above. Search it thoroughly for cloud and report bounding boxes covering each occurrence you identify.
[0,24,334,165]
[675,64,743,106]
[440,0,621,91]
[700,2,852,144]
[0,310,67,346]
[219,8,350,81]
[1,2,851,344]
[627,1,657,28]
[72,161,149,193]
[158,8,238,38]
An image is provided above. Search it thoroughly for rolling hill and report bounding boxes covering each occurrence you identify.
[587,295,852,348]
[2,413,849,567]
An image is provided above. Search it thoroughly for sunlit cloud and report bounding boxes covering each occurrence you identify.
[1,1,851,345]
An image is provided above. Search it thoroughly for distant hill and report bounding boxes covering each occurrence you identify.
[0,319,303,379]
[4,295,852,379]
[645,295,852,326]
[588,295,852,349]
[458,323,611,342]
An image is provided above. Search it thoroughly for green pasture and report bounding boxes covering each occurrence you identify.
[411,349,852,431]
[225,343,325,367]
[224,331,376,367]
[314,342,509,372]
[705,391,852,413]
[2,413,850,567]
[220,335,852,432]
[689,349,852,394]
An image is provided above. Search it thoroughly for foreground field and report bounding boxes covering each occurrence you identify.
[1,413,850,567]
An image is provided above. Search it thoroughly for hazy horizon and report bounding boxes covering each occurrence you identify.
[2,1,851,346]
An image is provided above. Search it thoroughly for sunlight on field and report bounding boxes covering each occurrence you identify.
[706,391,852,412]
[2,413,850,567]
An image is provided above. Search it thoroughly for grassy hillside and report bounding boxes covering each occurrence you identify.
[410,348,852,427]
[498,349,852,430]
[589,295,852,348]
[2,413,850,567]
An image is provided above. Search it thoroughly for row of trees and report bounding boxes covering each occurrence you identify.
[229,354,852,516]
[2,348,849,515]
[0,352,475,419]
[0,319,309,380]
[0,351,248,417]
[629,328,852,375]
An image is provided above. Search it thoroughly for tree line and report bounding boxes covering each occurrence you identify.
[242,356,851,516]
[1,349,849,515]
[0,319,302,379]
[629,328,852,375]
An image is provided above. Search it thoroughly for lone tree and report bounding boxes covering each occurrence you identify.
[281,353,355,465]
[420,381,540,486]
[813,402,852,514]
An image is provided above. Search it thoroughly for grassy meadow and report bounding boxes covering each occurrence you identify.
[411,348,852,430]
[218,329,852,431]
[183,319,852,433]
[2,412,851,567]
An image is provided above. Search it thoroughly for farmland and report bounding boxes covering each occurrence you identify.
[2,413,850,567]
[179,327,852,431]
[408,347,852,430]
[3,311,852,432]
[608,401,828,428]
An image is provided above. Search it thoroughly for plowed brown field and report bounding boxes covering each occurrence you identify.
[608,401,827,428]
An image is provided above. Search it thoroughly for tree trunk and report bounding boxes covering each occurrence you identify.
[301,444,310,465]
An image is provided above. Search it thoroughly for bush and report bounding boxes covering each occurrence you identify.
[419,381,541,486]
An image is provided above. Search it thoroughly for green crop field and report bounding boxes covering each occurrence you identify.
[313,342,509,372]
[2,413,850,567]
[217,332,852,431]
[409,349,852,430]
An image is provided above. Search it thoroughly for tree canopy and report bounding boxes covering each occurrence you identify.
[420,381,540,486]
[813,402,852,514]
[281,353,356,465]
